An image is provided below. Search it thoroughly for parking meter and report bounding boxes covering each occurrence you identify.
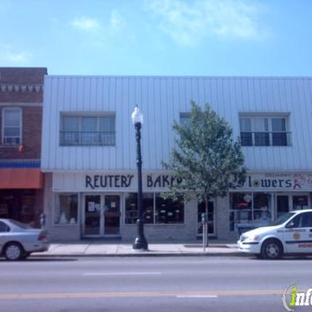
[201,213,208,225]
[201,213,208,251]
[40,212,46,228]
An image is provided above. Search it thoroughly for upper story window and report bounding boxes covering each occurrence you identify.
[2,107,22,146]
[180,112,191,125]
[60,113,116,146]
[239,114,290,147]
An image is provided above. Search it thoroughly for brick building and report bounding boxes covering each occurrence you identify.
[0,67,47,226]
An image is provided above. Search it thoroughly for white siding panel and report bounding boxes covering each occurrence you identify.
[42,76,312,173]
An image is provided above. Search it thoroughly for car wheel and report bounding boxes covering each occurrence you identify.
[261,239,283,260]
[4,243,24,261]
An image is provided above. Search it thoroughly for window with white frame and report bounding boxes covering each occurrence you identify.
[239,115,290,147]
[2,108,22,145]
[60,113,116,146]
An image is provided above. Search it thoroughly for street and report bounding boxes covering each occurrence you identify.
[1,255,312,312]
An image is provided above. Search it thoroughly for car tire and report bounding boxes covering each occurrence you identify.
[261,239,283,260]
[4,243,24,261]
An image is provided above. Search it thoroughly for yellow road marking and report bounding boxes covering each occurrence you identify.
[0,289,283,300]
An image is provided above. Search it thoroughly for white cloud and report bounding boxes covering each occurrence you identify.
[0,45,32,63]
[71,16,100,31]
[110,10,122,30]
[146,0,269,46]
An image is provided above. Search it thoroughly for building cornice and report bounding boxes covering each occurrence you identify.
[0,83,43,93]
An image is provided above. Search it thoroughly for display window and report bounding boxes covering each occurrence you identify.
[229,192,272,232]
[54,193,78,225]
[125,193,184,225]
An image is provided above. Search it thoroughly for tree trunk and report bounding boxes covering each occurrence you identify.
[205,194,210,247]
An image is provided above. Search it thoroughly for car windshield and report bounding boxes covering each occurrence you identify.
[269,212,296,226]
[9,219,33,229]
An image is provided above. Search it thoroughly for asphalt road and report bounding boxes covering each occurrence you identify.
[1,255,312,312]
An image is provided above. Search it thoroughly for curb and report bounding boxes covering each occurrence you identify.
[30,251,246,258]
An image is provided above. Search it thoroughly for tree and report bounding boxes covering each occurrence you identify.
[162,102,246,241]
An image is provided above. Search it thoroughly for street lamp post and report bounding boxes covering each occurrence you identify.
[131,105,148,250]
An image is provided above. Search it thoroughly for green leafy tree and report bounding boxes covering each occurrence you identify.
[162,102,246,237]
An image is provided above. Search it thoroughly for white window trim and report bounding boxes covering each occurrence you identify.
[2,107,22,145]
[59,112,116,146]
[239,113,290,147]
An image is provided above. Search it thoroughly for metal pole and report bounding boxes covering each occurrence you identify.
[133,122,148,250]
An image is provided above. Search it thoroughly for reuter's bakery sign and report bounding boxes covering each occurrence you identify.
[85,174,183,190]
[52,172,312,192]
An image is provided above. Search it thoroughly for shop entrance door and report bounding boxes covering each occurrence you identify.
[276,195,289,218]
[276,194,309,218]
[83,194,120,237]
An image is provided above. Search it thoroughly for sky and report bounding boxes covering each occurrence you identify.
[0,0,311,77]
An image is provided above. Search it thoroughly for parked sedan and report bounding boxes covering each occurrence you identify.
[0,219,49,261]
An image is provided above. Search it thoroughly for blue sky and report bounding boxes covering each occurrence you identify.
[0,0,311,76]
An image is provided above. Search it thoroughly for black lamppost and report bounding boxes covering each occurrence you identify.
[131,105,148,250]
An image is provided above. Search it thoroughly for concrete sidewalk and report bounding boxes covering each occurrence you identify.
[32,241,242,257]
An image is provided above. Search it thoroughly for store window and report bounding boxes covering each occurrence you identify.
[60,113,115,146]
[2,107,22,145]
[155,194,184,224]
[239,115,290,147]
[125,193,184,224]
[0,190,36,224]
[54,194,78,225]
[125,193,154,224]
[229,192,272,232]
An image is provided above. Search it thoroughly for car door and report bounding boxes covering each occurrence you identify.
[283,212,312,254]
[0,221,10,251]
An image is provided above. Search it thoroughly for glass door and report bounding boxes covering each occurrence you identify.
[276,195,289,218]
[276,194,309,219]
[84,195,102,236]
[83,194,121,236]
[292,195,309,210]
[104,195,120,235]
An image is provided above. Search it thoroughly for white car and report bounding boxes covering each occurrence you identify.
[0,219,50,261]
[237,209,312,259]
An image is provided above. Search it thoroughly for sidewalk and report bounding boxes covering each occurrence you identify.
[32,241,243,257]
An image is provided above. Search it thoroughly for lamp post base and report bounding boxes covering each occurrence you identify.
[132,219,148,250]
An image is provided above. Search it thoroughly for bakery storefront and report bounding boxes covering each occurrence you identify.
[45,171,312,241]
[45,172,216,241]
[229,173,312,235]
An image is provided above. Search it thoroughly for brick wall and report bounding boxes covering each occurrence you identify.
[0,67,47,159]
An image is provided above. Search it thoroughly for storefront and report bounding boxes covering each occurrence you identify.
[0,163,44,227]
[44,172,216,241]
[229,173,312,234]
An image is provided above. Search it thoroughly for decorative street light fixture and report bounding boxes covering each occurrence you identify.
[131,105,148,250]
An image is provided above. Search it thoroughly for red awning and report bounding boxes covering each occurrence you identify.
[0,168,43,189]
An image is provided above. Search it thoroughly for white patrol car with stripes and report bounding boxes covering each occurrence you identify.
[237,209,312,259]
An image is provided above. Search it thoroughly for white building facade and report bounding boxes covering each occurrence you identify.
[41,76,312,241]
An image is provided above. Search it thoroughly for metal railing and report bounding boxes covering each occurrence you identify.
[60,131,116,146]
[240,131,291,147]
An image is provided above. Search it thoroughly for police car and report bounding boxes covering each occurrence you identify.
[237,209,312,259]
